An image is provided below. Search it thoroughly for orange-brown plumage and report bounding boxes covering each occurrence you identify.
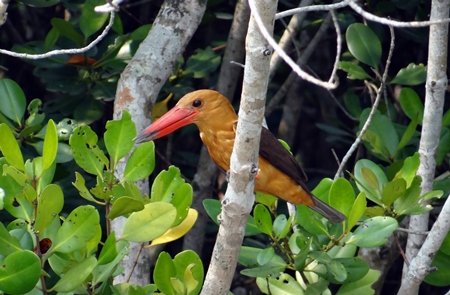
[135,90,346,223]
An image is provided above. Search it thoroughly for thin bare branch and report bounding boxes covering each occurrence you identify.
[334,26,395,179]
[249,0,338,90]
[345,0,450,27]
[275,2,348,20]
[0,12,115,59]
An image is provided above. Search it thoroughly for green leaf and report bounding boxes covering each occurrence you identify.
[273,214,292,239]
[130,24,152,41]
[354,159,387,205]
[52,256,97,292]
[44,27,59,50]
[239,246,287,277]
[329,178,354,218]
[305,280,329,295]
[346,216,398,247]
[257,247,275,266]
[34,184,64,233]
[170,183,193,227]
[0,79,26,125]
[336,269,380,295]
[256,273,304,295]
[2,165,28,186]
[336,257,370,283]
[80,0,109,38]
[151,166,186,202]
[0,124,25,171]
[98,233,118,265]
[108,196,145,219]
[184,47,221,78]
[92,240,129,285]
[382,178,406,208]
[437,127,450,165]
[424,251,450,287]
[253,204,273,237]
[442,108,450,127]
[124,141,155,182]
[173,250,204,295]
[346,23,381,69]
[293,235,313,271]
[51,205,100,253]
[50,18,84,46]
[393,176,422,216]
[72,171,98,203]
[42,119,58,172]
[122,202,177,242]
[154,252,176,295]
[360,109,398,159]
[390,63,427,85]
[0,222,22,256]
[0,250,41,294]
[104,110,136,167]
[25,98,45,127]
[394,153,420,188]
[338,61,372,80]
[70,126,109,177]
[343,91,363,118]
[399,88,424,125]
[348,192,366,230]
[295,205,329,235]
[396,113,419,154]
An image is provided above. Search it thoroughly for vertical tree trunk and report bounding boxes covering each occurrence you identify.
[112,0,206,285]
[399,0,449,293]
[200,0,277,293]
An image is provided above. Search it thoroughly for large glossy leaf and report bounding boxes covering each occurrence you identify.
[34,184,64,233]
[256,273,304,295]
[348,192,367,230]
[329,178,354,218]
[336,269,380,295]
[173,250,204,295]
[239,246,287,277]
[346,23,381,69]
[151,166,186,202]
[104,110,136,167]
[253,204,273,237]
[0,250,40,294]
[108,196,144,219]
[51,205,100,253]
[0,79,26,125]
[42,119,58,172]
[122,202,177,242]
[123,141,155,182]
[390,63,427,86]
[0,124,25,171]
[80,0,109,38]
[70,126,109,177]
[354,159,387,205]
[360,109,398,160]
[50,18,84,46]
[338,61,372,80]
[424,250,450,286]
[51,256,97,292]
[0,223,22,256]
[154,252,177,295]
[151,209,198,246]
[346,217,398,247]
[399,88,424,125]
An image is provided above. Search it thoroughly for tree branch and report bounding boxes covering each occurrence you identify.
[400,0,449,293]
[334,26,395,179]
[112,0,206,285]
[200,0,276,293]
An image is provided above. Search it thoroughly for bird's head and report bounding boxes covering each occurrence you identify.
[134,89,236,143]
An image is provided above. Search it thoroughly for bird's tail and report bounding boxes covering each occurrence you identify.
[310,196,347,223]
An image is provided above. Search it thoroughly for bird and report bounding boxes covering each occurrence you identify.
[134,90,346,223]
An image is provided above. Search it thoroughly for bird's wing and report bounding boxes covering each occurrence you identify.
[259,127,310,187]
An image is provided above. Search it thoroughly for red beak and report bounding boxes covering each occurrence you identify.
[134,106,199,144]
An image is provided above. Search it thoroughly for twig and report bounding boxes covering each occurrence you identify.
[334,26,395,179]
[0,12,115,59]
[345,0,450,27]
[328,10,342,85]
[275,2,348,20]
[396,227,429,235]
[248,0,338,90]
[125,243,144,283]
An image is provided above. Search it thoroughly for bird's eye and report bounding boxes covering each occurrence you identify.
[192,99,203,108]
